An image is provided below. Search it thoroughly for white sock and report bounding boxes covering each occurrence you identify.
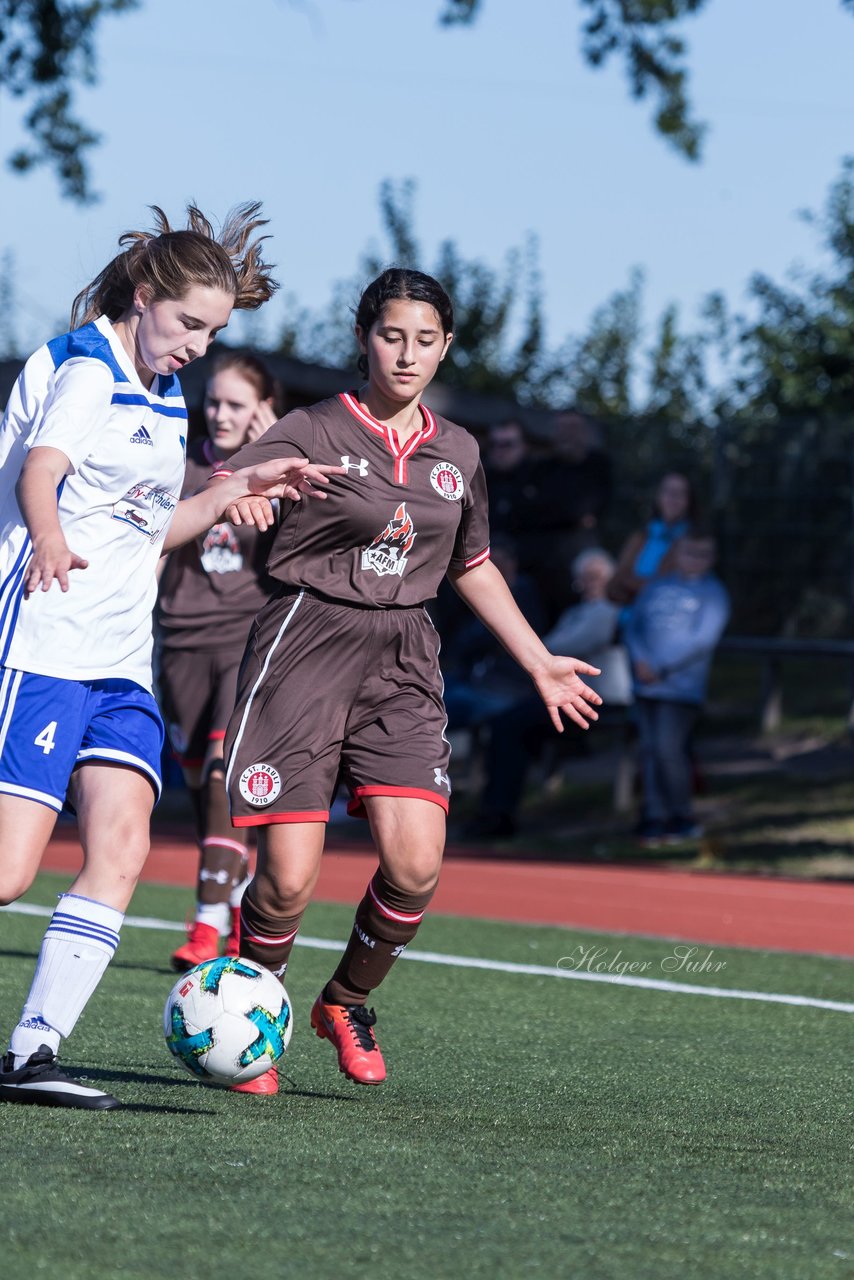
[196,901,230,934]
[9,893,123,1067]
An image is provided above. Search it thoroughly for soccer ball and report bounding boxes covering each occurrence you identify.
[163,957,292,1086]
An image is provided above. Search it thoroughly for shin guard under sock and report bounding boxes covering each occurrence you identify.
[197,764,247,911]
[9,893,123,1065]
[325,869,435,1006]
[239,891,303,979]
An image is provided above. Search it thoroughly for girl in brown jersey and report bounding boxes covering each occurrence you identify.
[157,352,283,972]
[218,268,602,1095]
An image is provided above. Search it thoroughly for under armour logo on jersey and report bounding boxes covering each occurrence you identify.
[434,767,451,791]
[130,426,154,446]
[340,454,369,476]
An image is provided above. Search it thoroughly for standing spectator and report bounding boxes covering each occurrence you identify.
[608,471,698,615]
[529,410,613,621]
[482,418,541,540]
[624,533,730,845]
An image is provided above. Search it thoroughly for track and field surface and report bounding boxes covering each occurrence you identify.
[41,823,854,955]
[3,873,854,1280]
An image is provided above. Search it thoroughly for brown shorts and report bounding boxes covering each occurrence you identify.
[158,645,244,767]
[224,590,451,826]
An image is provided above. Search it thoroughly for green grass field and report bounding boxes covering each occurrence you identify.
[3,872,854,1280]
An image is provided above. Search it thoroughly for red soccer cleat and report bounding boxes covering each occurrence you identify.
[170,921,220,973]
[224,907,241,958]
[310,995,387,1085]
[230,1067,278,1095]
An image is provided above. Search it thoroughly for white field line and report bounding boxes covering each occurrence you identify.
[4,900,854,1015]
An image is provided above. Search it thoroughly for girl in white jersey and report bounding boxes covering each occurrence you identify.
[0,205,341,1110]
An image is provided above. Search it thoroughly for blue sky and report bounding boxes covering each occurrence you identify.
[3,0,854,361]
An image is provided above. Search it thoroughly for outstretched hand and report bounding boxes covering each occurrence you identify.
[24,533,89,597]
[530,655,602,732]
[224,457,345,526]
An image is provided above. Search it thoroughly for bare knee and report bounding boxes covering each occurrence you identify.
[253,865,315,916]
[389,863,441,898]
[0,867,37,907]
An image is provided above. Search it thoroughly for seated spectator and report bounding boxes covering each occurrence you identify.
[624,533,730,846]
[545,549,630,705]
[462,548,624,840]
[608,470,697,616]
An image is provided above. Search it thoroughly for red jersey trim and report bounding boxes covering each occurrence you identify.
[339,392,437,485]
[232,809,329,827]
[347,785,450,819]
[464,547,491,569]
[207,730,226,742]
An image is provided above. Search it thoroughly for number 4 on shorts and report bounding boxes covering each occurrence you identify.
[34,721,58,755]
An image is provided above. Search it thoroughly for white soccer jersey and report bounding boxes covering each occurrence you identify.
[0,316,188,691]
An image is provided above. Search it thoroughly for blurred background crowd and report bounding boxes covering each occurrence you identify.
[148,352,737,849]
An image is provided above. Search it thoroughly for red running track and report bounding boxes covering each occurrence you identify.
[40,827,854,958]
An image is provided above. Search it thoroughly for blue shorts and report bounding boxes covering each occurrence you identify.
[0,669,164,812]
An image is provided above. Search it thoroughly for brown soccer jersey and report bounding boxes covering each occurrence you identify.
[157,438,277,651]
[214,393,490,606]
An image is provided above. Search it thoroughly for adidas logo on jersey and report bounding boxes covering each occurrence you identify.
[130,426,154,446]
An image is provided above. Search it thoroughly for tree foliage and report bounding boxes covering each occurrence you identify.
[10,1,853,201]
[716,158,854,422]
[277,178,559,404]
[0,0,139,202]
[443,0,709,160]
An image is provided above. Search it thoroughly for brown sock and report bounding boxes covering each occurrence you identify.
[186,784,205,846]
[197,766,247,906]
[239,889,303,979]
[325,869,435,1006]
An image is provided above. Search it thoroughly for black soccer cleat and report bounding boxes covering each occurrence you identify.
[0,1044,121,1110]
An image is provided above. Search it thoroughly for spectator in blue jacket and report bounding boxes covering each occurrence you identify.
[624,533,730,845]
[607,471,698,625]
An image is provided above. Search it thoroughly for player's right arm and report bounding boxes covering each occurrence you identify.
[16,357,112,595]
[17,446,89,595]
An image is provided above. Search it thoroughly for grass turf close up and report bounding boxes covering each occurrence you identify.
[1,873,854,1280]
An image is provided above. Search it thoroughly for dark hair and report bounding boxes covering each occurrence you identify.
[489,418,528,442]
[71,202,278,329]
[354,267,454,377]
[653,470,700,526]
[206,350,283,414]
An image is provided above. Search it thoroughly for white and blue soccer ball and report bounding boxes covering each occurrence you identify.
[164,957,292,1086]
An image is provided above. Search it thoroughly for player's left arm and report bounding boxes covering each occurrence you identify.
[162,457,344,552]
[449,557,602,732]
